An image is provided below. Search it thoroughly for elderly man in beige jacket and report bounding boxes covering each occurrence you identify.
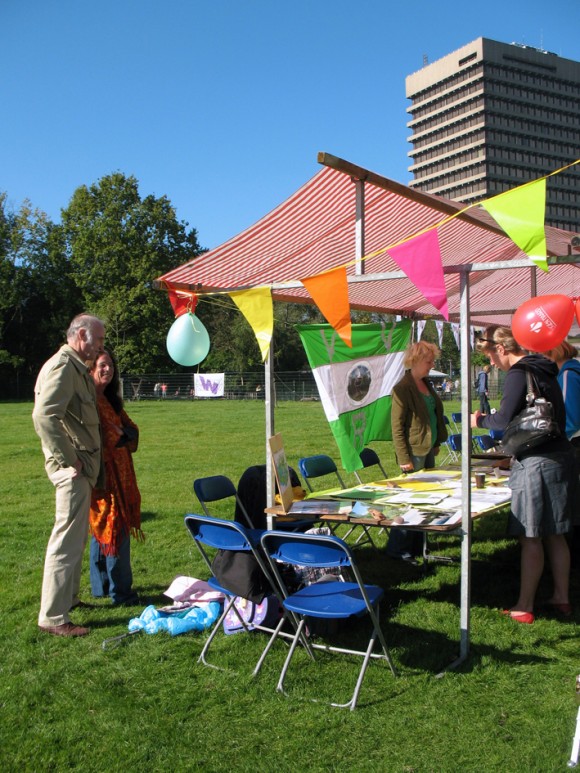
[33,314,106,637]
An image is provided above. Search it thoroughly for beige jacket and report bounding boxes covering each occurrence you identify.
[32,345,104,487]
[391,371,448,467]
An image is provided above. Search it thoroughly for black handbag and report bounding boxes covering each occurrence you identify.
[500,369,561,457]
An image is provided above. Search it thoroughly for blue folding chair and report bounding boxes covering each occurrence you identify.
[184,513,282,671]
[441,416,458,463]
[193,475,255,529]
[475,434,496,452]
[448,433,462,454]
[194,473,311,534]
[489,428,504,442]
[298,455,345,492]
[353,448,388,485]
[299,454,375,548]
[450,412,462,434]
[256,530,397,710]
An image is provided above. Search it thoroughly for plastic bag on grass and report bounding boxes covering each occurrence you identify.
[128,602,221,636]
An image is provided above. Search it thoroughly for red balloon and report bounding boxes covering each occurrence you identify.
[576,298,580,327]
[512,294,574,352]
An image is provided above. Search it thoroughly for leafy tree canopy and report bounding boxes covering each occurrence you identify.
[0,195,78,395]
[60,172,203,372]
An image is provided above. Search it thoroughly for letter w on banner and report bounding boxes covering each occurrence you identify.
[297,320,412,471]
[194,373,225,398]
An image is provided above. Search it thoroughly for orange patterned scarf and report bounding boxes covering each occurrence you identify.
[89,397,144,556]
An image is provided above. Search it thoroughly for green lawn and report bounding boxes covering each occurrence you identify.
[0,399,578,772]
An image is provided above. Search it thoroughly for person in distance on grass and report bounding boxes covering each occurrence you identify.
[89,350,143,606]
[386,340,448,565]
[33,313,106,637]
[471,326,575,624]
[476,364,491,415]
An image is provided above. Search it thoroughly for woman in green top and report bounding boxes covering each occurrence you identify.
[386,341,448,562]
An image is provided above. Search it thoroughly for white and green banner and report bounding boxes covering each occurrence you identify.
[297,320,412,471]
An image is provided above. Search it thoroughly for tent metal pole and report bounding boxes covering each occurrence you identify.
[458,268,473,664]
[440,268,472,674]
[354,179,365,276]
[265,338,275,514]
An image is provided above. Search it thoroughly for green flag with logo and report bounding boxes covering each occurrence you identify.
[297,320,412,471]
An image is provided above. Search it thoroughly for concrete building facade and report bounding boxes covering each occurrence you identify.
[406,38,580,231]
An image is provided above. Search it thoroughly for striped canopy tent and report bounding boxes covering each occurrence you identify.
[158,153,580,670]
[157,153,580,327]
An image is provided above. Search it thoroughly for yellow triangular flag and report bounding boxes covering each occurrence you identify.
[229,286,273,362]
[482,178,548,272]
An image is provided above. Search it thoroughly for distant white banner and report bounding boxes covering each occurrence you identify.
[194,373,225,398]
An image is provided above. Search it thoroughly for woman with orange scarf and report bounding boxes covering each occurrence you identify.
[89,350,143,605]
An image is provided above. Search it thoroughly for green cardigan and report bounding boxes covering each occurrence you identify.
[391,371,448,467]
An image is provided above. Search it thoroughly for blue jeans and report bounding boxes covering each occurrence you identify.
[386,450,434,558]
[479,392,491,414]
[89,534,135,604]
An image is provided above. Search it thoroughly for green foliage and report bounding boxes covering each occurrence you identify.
[420,319,460,375]
[1,399,578,772]
[0,196,78,396]
[199,299,324,373]
[60,173,203,372]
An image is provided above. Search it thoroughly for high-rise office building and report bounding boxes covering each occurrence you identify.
[406,38,580,231]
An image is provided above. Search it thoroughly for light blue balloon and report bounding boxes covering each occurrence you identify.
[166,312,210,366]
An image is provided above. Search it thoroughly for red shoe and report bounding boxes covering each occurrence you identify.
[501,609,535,624]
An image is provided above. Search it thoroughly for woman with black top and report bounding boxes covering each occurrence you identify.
[470,326,575,624]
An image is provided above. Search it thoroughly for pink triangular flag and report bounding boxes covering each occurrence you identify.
[388,230,448,320]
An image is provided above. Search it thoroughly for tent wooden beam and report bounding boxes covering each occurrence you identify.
[317,151,575,259]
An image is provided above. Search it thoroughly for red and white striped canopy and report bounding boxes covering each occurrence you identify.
[158,154,580,326]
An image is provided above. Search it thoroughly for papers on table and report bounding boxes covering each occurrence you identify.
[431,485,511,511]
[402,472,459,482]
[324,484,393,501]
[469,486,512,509]
[301,474,511,525]
[430,513,462,526]
[289,499,352,515]
[389,508,463,527]
[396,509,429,525]
[376,491,448,506]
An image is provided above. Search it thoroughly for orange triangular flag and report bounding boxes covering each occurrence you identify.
[301,266,352,347]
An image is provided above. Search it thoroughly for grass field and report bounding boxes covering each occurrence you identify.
[1,399,578,772]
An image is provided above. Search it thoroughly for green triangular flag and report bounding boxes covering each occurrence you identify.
[482,178,548,272]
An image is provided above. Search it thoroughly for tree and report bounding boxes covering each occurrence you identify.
[418,320,461,375]
[61,173,203,372]
[0,195,77,398]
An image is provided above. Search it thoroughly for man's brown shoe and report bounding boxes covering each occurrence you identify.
[38,622,90,637]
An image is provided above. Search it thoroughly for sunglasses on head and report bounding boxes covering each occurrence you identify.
[478,337,497,345]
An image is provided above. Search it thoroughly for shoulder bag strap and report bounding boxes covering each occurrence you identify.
[524,367,539,405]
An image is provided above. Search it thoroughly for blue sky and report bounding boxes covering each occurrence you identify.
[1,0,578,250]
